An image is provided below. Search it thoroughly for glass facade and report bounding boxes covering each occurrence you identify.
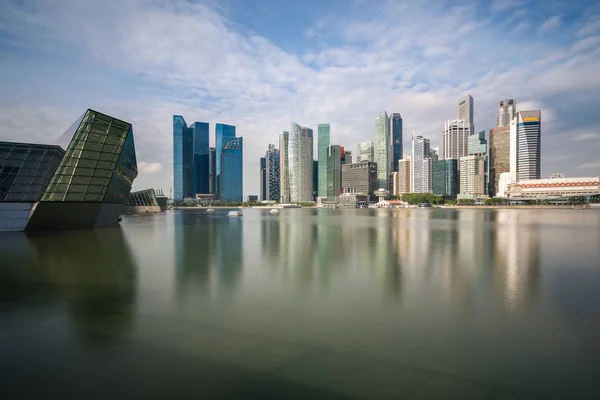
[389,113,403,172]
[192,122,210,195]
[327,145,342,202]
[209,147,216,195]
[279,131,289,203]
[125,188,159,207]
[215,123,236,199]
[288,122,313,202]
[265,144,280,201]
[317,124,330,198]
[433,159,458,197]
[260,157,266,201]
[220,137,243,202]
[374,111,389,189]
[173,116,193,201]
[0,142,64,202]
[468,131,487,155]
[42,110,138,203]
[489,126,510,196]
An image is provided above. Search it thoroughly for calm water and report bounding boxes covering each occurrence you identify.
[1,208,599,399]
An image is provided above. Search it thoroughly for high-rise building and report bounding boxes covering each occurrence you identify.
[342,161,377,195]
[374,111,390,189]
[457,94,474,124]
[317,124,330,198]
[389,113,403,172]
[489,125,510,196]
[220,137,243,202]
[279,131,290,202]
[398,157,412,194]
[515,110,542,181]
[191,122,209,195]
[459,155,486,198]
[215,123,236,199]
[259,157,266,201]
[412,136,432,193]
[443,119,471,160]
[468,131,487,155]
[208,147,216,195]
[344,151,353,165]
[288,122,313,202]
[173,116,194,201]
[327,145,342,202]
[497,99,516,127]
[431,147,440,162]
[433,159,459,197]
[312,160,318,201]
[265,144,280,201]
[356,141,374,162]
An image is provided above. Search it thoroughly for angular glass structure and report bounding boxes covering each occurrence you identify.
[215,123,236,199]
[220,137,243,202]
[26,109,138,231]
[192,122,210,195]
[265,144,280,201]
[124,188,166,213]
[173,116,194,201]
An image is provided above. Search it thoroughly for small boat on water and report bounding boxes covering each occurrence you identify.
[228,210,242,217]
[417,202,433,208]
[269,209,279,215]
[206,208,215,213]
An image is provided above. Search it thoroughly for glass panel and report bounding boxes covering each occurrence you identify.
[84,193,102,202]
[71,176,91,185]
[80,150,100,160]
[93,169,111,177]
[68,184,87,193]
[102,144,119,154]
[87,185,104,194]
[99,153,118,162]
[74,167,94,176]
[65,193,85,201]
[90,177,109,185]
[96,161,115,170]
[76,159,97,168]
[83,141,104,152]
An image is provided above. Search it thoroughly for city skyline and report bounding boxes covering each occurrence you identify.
[1,0,600,196]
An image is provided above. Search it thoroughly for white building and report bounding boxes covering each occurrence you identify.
[458,155,487,199]
[374,111,390,190]
[497,99,516,127]
[507,177,600,199]
[412,136,432,193]
[356,141,374,162]
[288,121,314,202]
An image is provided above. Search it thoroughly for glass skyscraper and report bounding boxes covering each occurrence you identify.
[173,116,193,201]
[279,131,290,203]
[220,137,243,202]
[468,131,487,155]
[412,136,432,194]
[288,122,313,202]
[433,159,458,197]
[209,147,216,195]
[317,124,330,198]
[215,123,236,199]
[516,110,541,181]
[265,144,280,201]
[389,113,403,172]
[374,111,389,189]
[192,122,209,195]
[260,157,266,201]
[327,145,342,202]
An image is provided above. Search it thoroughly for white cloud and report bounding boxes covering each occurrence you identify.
[538,15,562,35]
[573,133,600,141]
[577,18,600,37]
[578,161,600,169]
[138,162,163,175]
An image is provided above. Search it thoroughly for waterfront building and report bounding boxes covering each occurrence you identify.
[514,110,542,181]
[342,161,377,195]
[433,159,459,197]
[191,122,209,195]
[356,141,374,163]
[26,109,138,231]
[288,122,313,202]
[279,131,290,203]
[489,126,510,196]
[209,147,216,195]
[215,123,236,199]
[265,144,280,201]
[327,145,342,202]
[458,155,486,199]
[317,124,330,198]
[259,157,266,201]
[374,111,390,189]
[389,113,403,172]
[398,157,412,194]
[506,176,600,199]
[173,116,194,201]
[497,99,516,127]
[124,188,166,214]
[220,137,243,202]
[412,136,432,193]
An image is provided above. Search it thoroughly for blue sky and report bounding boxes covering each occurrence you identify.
[1,0,600,195]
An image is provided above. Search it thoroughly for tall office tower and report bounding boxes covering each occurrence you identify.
[489,126,510,196]
[312,160,318,201]
[220,137,243,202]
[459,155,486,198]
[412,136,432,193]
[468,131,487,155]
[443,119,471,160]
[497,99,516,127]
[342,161,377,195]
[288,122,314,202]
[191,122,210,195]
[431,147,439,162]
[208,147,216,195]
[515,110,542,181]
[327,145,342,202]
[356,141,374,162]
[457,94,474,124]
[265,144,280,201]
[344,151,353,165]
[173,115,194,201]
[433,159,459,197]
[317,124,331,198]
[398,157,412,194]
[259,157,266,201]
[215,123,236,199]
[374,111,390,189]
[389,113,403,172]
[279,131,290,202]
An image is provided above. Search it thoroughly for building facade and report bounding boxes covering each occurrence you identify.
[497,99,516,127]
[124,188,164,214]
[468,131,487,155]
[209,147,216,195]
[443,119,471,160]
[374,111,390,189]
[317,124,330,198]
[489,125,510,196]
[412,136,432,193]
[220,137,243,202]
[459,155,486,199]
[288,122,313,202]
[457,94,474,124]
[265,144,280,201]
[389,113,403,172]
[515,110,542,181]
[215,123,236,199]
[398,157,412,194]
[173,115,194,201]
[192,122,210,195]
[507,176,600,199]
[433,159,459,197]
[342,161,377,195]
[312,160,318,201]
[279,131,290,202]
[327,145,342,202]
[259,157,266,201]
[356,141,374,163]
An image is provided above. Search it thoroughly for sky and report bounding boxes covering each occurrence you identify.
[1,0,600,196]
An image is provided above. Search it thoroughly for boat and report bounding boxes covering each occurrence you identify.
[417,203,433,208]
[206,208,215,213]
[228,210,242,217]
[269,209,279,215]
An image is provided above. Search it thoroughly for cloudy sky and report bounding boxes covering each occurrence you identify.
[1,0,599,196]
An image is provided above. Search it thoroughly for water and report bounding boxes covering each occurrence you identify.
[1,208,599,399]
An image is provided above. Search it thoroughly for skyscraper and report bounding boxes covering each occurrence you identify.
[327,145,342,202]
[342,161,377,195]
[398,157,412,194]
[412,136,432,193]
[259,157,266,201]
[389,113,403,172]
[265,144,280,201]
[433,159,458,197]
[515,110,542,181]
[459,155,486,198]
[468,131,487,155]
[374,111,390,189]
[215,123,236,199]
[497,99,516,127]
[457,94,474,124]
[489,125,510,196]
[317,124,330,198]
[220,137,243,202]
[443,95,474,160]
[191,122,210,195]
[288,122,313,202]
[173,115,194,201]
[209,147,216,195]
[312,160,318,201]
[279,131,289,202]
[356,141,374,162]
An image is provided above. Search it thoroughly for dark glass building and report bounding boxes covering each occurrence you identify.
[26,109,138,231]
[215,123,236,199]
[192,122,210,195]
[389,113,403,172]
[124,188,165,214]
[0,142,64,232]
[220,137,243,202]
[173,116,194,201]
[260,157,267,201]
[312,160,318,202]
[433,159,458,197]
[209,147,216,195]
